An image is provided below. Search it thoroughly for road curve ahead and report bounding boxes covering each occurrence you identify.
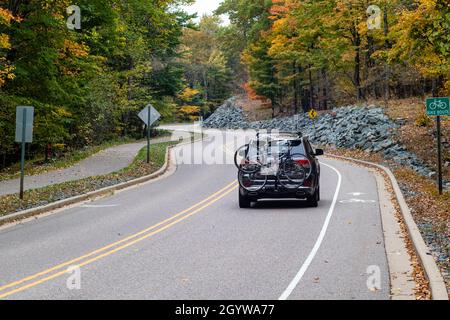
[0,130,391,300]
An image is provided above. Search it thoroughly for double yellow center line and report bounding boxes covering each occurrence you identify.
[0,180,238,299]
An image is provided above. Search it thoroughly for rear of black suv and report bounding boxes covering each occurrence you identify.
[238,134,323,208]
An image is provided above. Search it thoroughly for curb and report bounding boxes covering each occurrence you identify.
[0,147,173,227]
[327,153,448,300]
[0,132,207,227]
[0,133,206,227]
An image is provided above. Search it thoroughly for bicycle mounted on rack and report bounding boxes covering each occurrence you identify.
[234,132,324,208]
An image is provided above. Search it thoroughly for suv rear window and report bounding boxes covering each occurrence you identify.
[248,139,306,156]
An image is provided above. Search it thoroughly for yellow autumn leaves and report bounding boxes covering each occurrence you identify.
[0,7,19,87]
[177,88,201,121]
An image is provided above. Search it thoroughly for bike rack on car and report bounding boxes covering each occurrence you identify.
[234,132,310,193]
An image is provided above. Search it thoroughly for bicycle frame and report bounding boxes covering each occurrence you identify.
[236,138,310,191]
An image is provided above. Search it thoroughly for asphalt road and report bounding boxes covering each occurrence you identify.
[0,129,390,300]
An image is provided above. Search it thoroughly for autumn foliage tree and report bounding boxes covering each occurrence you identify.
[388,0,450,95]
[0,7,18,87]
[219,0,450,116]
[180,15,232,105]
[0,0,193,168]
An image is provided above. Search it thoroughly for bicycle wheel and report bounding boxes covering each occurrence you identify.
[289,153,312,179]
[429,102,437,110]
[438,102,446,110]
[234,145,263,174]
[277,156,307,189]
[238,170,267,192]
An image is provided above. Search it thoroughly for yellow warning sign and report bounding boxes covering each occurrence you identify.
[308,109,318,120]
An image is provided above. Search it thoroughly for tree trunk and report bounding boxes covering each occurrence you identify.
[309,66,314,109]
[124,59,134,137]
[354,32,363,101]
[365,35,375,99]
[384,5,390,106]
[8,0,22,15]
[432,78,437,96]
[293,61,298,114]
[202,70,208,101]
[45,144,52,163]
[322,68,328,110]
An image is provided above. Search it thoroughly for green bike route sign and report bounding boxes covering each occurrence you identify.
[426,97,450,116]
[425,97,448,195]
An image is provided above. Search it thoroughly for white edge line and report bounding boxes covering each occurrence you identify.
[278,162,342,300]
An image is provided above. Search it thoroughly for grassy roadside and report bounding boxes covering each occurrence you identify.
[0,138,135,181]
[0,141,177,217]
[0,130,172,182]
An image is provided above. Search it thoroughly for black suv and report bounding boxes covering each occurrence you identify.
[235,133,323,208]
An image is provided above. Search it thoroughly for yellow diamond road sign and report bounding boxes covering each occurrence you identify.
[308,109,318,120]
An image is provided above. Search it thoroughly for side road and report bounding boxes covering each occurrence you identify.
[0,136,172,197]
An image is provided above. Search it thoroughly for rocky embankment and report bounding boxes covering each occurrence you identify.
[204,98,449,189]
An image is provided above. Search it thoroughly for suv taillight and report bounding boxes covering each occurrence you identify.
[293,156,312,178]
[294,158,311,169]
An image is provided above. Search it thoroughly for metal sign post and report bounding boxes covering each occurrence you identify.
[437,116,443,195]
[147,105,151,164]
[15,106,34,199]
[20,109,26,199]
[426,97,449,195]
[138,104,161,164]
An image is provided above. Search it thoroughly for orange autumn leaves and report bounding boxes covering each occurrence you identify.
[59,40,90,76]
[238,0,449,105]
